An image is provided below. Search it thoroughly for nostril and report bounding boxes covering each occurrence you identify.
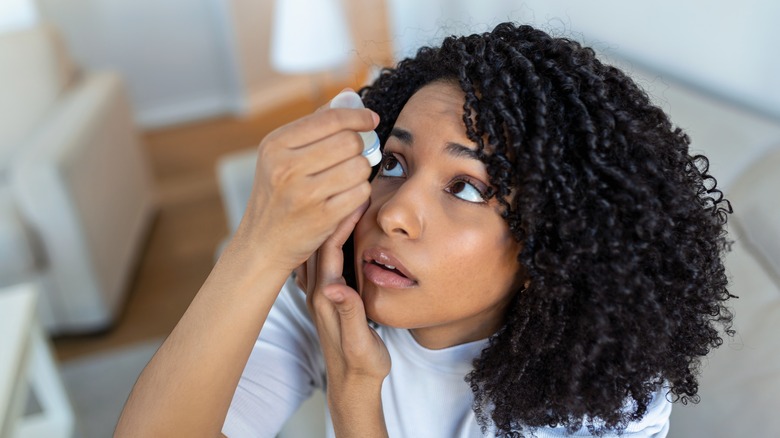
[392,227,409,237]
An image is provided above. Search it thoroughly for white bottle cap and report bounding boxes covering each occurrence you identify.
[330,91,382,167]
[359,130,383,166]
[329,90,364,110]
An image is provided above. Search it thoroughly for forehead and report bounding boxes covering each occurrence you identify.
[395,81,500,158]
[398,81,467,127]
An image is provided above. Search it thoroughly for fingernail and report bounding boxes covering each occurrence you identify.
[369,110,380,125]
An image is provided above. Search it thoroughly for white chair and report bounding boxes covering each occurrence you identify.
[667,144,780,437]
[0,282,76,438]
[0,24,155,334]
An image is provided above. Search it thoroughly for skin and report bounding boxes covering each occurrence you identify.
[354,81,525,350]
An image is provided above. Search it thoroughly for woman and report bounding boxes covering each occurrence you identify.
[117,23,734,437]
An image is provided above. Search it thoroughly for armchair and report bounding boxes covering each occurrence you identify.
[0,24,155,334]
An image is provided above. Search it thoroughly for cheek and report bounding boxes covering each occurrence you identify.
[439,229,483,262]
[434,224,517,280]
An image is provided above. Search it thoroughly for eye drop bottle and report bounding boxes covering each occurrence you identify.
[329,90,382,167]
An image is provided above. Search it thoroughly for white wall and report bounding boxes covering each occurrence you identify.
[35,0,237,128]
[217,0,328,117]
[29,0,780,130]
[0,0,38,34]
[32,0,382,129]
[386,0,780,120]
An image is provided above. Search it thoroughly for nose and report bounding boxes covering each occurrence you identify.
[376,179,423,240]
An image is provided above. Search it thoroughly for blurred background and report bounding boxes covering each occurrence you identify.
[1,1,779,437]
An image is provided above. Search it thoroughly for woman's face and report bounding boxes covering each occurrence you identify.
[353,81,524,350]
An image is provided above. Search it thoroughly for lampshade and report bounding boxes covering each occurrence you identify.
[270,0,354,74]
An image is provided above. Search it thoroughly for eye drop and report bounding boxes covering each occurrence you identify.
[329,90,382,167]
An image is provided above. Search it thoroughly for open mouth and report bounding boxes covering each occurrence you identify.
[362,252,418,288]
[369,260,409,278]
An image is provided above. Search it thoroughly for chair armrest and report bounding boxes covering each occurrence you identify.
[216,148,257,233]
[9,71,155,332]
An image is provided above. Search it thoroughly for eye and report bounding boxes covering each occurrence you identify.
[447,179,487,203]
[379,153,405,178]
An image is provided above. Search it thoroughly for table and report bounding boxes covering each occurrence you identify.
[0,283,75,438]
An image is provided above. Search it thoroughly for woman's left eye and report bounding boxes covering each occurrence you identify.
[447,179,486,203]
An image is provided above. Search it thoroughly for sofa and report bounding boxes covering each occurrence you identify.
[0,24,155,334]
[215,62,780,437]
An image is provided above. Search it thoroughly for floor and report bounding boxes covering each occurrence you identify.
[52,83,354,362]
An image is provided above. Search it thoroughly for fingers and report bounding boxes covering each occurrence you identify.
[305,201,389,380]
[306,200,367,313]
[259,120,369,193]
[321,283,375,349]
[331,201,369,248]
[271,107,378,153]
[290,130,365,176]
[237,90,377,272]
[302,158,370,213]
[317,201,368,284]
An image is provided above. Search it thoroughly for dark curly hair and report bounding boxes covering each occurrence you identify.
[353,22,735,436]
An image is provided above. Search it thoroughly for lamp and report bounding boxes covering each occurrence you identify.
[270,0,354,74]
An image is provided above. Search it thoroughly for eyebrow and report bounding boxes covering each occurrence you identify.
[390,127,480,161]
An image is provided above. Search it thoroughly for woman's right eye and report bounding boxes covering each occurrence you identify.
[379,153,405,178]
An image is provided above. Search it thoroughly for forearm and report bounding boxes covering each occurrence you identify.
[328,377,388,438]
[115,242,292,437]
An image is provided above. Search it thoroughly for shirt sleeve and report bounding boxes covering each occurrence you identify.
[222,275,325,438]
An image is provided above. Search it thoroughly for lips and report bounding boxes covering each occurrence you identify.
[362,247,418,288]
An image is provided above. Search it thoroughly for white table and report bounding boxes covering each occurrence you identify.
[0,283,75,438]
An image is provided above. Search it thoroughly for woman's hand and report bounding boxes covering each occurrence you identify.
[301,203,391,437]
[117,95,378,438]
[231,100,377,272]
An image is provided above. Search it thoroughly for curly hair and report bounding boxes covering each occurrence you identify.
[355,22,735,436]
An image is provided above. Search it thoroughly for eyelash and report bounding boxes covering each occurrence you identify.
[377,152,489,204]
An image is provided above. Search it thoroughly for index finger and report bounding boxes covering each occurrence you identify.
[317,201,369,286]
[275,107,379,151]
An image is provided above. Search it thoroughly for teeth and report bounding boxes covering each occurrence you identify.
[374,261,396,271]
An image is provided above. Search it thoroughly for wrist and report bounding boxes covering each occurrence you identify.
[213,239,296,299]
[329,373,385,397]
[327,377,388,438]
[221,229,298,276]
[327,373,386,417]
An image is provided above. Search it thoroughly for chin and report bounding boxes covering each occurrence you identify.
[361,291,401,329]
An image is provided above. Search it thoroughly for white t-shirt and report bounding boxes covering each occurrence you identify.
[222,276,671,437]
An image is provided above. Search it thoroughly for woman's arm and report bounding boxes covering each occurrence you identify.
[116,244,291,437]
[115,105,377,437]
